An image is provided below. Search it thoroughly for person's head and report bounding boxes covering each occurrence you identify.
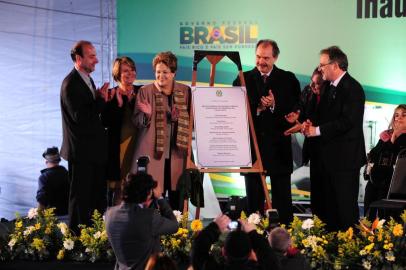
[255,39,279,74]
[391,104,406,130]
[153,51,177,90]
[145,253,178,270]
[318,46,348,81]
[121,173,157,204]
[309,68,325,95]
[223,230,252,263]
[42,146,61,167]
[70,40,98,75]
[112,56,136,87]
[268,227,292,254]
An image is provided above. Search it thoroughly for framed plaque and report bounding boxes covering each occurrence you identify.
[192,86,252,168]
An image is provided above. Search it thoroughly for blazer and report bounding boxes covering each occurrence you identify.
[233,66,301,174]
[105,200,178,270]
[60,68,107,164]
[317,72,367,171]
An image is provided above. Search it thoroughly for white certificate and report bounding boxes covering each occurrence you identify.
[192,86,252,168]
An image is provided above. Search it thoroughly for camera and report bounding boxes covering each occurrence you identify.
[228,220,240,231]
[136,156,150,173]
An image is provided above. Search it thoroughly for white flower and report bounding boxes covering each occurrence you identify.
[23,226,35,236]
[302,219,314,230]
[85,247,92,253]
[27,208,38,219]
[63,239,75,250]
[385,251,395,262]
[376,219,386,229]
[173,210,183,223]
[362,259,372,270]
[247,213,261,225]
[8,238,17,249]
[57,223,69,236]
[93,231,101,239]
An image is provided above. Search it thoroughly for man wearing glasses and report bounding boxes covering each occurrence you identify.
[303,46,366,231]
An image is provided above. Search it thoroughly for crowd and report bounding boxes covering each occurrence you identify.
[30,38,406,269]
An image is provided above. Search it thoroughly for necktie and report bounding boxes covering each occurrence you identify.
[262,74,268,84]
[329,84,337,102]
[89,76,96,99]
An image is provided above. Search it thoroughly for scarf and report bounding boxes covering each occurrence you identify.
[154,88,189,158]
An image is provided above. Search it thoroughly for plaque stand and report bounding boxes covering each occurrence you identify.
[184,50,271,218]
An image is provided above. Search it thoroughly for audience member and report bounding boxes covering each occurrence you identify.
[60,40,110,233]
[303,46,366,231]
[191,214,279,270]
[364,104,406,219]
[105,173,178,270]
[36,146,69,216]
[132,51,190,210]
[268,227,311,270]
[145,253,178,270]
[102,56,141,205]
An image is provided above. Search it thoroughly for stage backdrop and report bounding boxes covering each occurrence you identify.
[117,0,406,199]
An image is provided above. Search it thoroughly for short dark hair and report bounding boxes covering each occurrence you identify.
[112,56,136,83]
[70,40,93,62]
[320,46,348,71]
[152,51,178,73]
[224,230,252,262]
[256,39,280,58]
[121,173,157,203]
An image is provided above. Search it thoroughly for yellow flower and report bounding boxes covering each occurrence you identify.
[45,227,52,235]
[16,220,23,229]
[57,249,65,260]
[364,243,374,254]
[346,227,353,240]
[368,236,374,242]
[35,223,41,230]
[392,224,403,237]
[190,220,203,232]
[31,238,45,252]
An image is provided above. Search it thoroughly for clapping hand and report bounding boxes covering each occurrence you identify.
[136,99,152,117]
[285,110,300,123]
[97,82,111,102]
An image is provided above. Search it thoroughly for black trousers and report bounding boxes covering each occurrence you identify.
[244,173,293,225]
[68,162,107,234]
[322,167,360,232]
[309,157,326,222]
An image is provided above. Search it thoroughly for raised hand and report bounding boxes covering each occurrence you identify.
[136,99,152,116]
[285,110,300,123]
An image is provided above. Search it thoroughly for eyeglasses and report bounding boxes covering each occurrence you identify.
[318,62,333,69]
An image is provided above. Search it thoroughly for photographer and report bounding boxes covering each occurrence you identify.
[191,214,279,270]
[105,172,178,270]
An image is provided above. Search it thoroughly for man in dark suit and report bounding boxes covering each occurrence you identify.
[233,39,301,224]
[60,40,110,233]
[105,173,178,270]
[304,46,366,231]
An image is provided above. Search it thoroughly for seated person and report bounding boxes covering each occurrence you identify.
[191,214,279,270]
[105,173,178,270]
[36,146,69,216]
[364,104,406,220]
[268,227,311,270]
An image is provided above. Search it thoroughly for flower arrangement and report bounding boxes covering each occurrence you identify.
[7,208,61,261]
[4,208,114,263]
[161,211,203,262]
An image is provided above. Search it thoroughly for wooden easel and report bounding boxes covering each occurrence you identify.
[184,50,271,218]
